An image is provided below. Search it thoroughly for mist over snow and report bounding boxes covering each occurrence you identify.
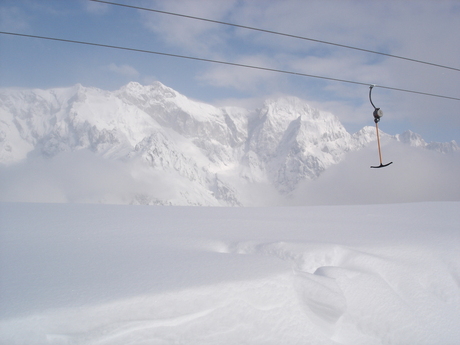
[0,150,179,205]
[0,81,459,206]
[291,141,460,206]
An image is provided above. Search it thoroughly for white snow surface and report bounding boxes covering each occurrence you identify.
[1,201,459,344]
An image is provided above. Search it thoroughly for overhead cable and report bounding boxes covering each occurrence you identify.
[1,31,460,101]
[89,0,460,73]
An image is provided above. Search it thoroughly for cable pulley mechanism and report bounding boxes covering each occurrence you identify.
[369,85,393,168]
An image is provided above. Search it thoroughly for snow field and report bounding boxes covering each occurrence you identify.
[0,202,459,344]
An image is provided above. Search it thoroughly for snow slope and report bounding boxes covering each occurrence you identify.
[1,201,459,344]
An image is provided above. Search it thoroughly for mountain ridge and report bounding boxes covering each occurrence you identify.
[1,81,458,206]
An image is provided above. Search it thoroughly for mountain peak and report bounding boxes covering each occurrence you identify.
[262,96,317,118]
[118,81,177,99]
[396,130,426,147]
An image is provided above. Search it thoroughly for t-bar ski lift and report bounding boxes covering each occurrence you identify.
[369,85,393,168]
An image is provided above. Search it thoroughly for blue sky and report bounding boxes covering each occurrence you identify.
[1,0,459,142]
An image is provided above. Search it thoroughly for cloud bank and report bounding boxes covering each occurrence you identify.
[1,143,459,206]
[0,150,175,204]
[291,141,460,205]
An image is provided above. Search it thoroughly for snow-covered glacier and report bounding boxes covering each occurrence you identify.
[0,81,458,206]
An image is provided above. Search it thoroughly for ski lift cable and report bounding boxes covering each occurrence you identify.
[89,0,460,73]
[1,31,460,102]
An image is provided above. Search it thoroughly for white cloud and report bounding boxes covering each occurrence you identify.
[142,0,238,56]
[0,150,173,204]
[106,63,140,78]
[198,54,286,93]
[84,0,109,15]
[0,6,29,31]
[290,141,460,205]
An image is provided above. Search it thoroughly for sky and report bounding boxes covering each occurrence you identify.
[1,0,459,143]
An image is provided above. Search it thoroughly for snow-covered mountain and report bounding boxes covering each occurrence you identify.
[0,82,458,206]
[395,130,459,153]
